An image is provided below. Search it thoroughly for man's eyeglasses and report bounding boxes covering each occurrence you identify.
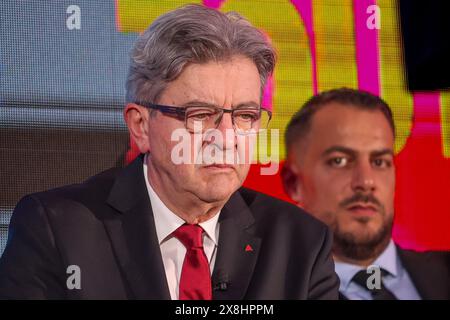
[136,102,272,133]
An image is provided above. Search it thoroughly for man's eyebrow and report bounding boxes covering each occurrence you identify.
[322,146,357,157]
[321,146,394,158]
[182,100,217,108]
[370,148,394,158]
[234,101,260,109]
[182,100,261,109]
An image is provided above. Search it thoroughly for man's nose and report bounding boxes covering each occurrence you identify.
[351,161,376,193]
[216,111,234,130]
[215,111,236,148]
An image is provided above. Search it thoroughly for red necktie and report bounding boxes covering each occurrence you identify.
[173,224,212,300]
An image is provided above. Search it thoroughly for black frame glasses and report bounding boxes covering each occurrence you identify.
[136,101,272,133]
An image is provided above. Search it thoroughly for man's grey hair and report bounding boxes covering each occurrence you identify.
[126,4,276,104]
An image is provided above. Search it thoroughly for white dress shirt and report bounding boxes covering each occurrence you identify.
[335,240,421,300]
[143,154,220,300]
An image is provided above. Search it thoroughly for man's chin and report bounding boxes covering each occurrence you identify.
[195,188,235,203]
[340,213,384,232]
[190,167,246,202]
[333,224,392,261]
[194,180,240,203]
[338,221,385,241]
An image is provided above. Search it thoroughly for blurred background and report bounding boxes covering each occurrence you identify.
[1,0,450,255]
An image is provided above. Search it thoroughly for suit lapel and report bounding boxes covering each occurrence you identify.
[104,155,170,299]
[212,190,261,300]
[397,247,448,299]
[102,156,262,300]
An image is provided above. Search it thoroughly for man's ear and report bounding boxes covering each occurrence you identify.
[281,161,304,204]
[124,103,151,154]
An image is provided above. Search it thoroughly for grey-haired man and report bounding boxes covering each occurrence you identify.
[0,4,338,299]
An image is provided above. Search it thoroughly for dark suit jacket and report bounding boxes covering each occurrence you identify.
[397,247,450,299]
[0,155,339,299]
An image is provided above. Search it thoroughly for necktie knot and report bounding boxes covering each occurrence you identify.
[173,224,204,249]
[351,268,390,288]
[351,268,397,300]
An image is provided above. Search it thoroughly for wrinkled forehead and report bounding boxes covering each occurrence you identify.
[161,56,262,106]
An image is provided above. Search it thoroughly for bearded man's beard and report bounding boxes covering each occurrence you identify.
[332,214,393,261]
[332,192,393,261]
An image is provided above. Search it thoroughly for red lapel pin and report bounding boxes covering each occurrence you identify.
[245,244,253,252]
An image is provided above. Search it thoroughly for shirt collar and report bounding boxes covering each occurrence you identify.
[372,239,399,277]
[143,153,220,246]
[334,239,399,291]
[198,211,220,246]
